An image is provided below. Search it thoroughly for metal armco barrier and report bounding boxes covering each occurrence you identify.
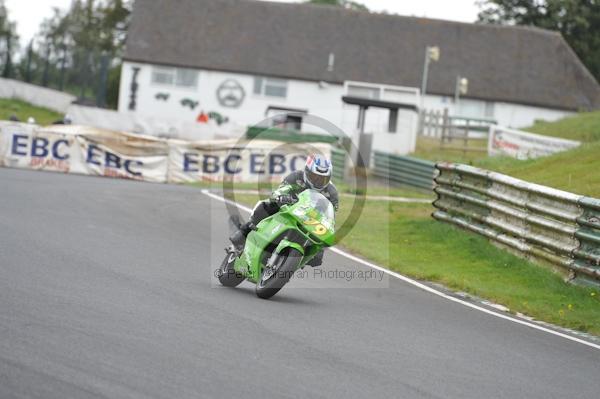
[246,126,339,144]
[331,147,346,182]
[433,162,600,285]
[373,151,435,190]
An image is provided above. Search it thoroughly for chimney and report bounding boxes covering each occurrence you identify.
[327,53,335,72]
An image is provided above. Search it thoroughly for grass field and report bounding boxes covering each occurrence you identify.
[479,111,600,197]
[476,141,600,197]
[0,98,63,126]
[190,179,434,200]
[413,136,489,164]
[414,111,600,197]
[473,111,600,197]
[526,110,600,142]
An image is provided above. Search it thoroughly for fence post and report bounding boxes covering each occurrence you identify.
[463,118,469,157]
[59,46,67,91]
[25,40,33,83]
[441,108,449,145]
[96,54,110,108]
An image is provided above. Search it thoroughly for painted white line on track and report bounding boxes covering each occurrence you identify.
[215,189,432,204]
[201,189,600,351]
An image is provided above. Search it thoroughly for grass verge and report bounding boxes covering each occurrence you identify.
[189,179,434,199]
[413,110,600,197]
[0,98,63,126]
[526,110,600,143]
[475,141,600,197]
[413,136,489,164]
[232,192,600,336]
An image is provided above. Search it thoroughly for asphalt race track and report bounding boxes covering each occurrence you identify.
[1,168,599,399]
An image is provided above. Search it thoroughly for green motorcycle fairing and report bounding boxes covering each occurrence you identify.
[233,189,336,283]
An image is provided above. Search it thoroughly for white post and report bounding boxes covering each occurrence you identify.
[420,47,431,111]
[420,46,439,134]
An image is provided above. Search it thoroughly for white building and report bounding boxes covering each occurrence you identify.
[119,0,600,154]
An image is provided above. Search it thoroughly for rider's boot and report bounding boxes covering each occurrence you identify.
[306,249,324,267]
[229,222,253,252]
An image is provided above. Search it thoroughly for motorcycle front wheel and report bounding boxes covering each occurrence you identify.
[217,250,245,287]
[255,248,302,299]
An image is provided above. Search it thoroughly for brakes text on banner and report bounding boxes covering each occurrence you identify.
[167,139,325,183]
[1,122,335,185]
[0,122,80,173]
[488,125,580,160]
[76,136,168,183]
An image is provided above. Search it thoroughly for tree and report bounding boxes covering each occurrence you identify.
[37,8,69,86]
[477,0,600,82]
[99,0,131,55]
[306,0,369,12]
[30,0,132,106]
[0,0,19,78]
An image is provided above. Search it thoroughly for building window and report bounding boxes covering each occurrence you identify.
[347,84,380,100]
[152,67,198,88]
[484,101,495,118]
[254,76,288,98]
[265,106,308,131]
[388,109,398,133]
[176,69,198,87]
[273,114,302,131]
[152,67,175,85]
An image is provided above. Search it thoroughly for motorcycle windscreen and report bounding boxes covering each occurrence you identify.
[306,190,335,223]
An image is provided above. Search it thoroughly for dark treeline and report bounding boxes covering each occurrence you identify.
[0,0,131,109]
[478,0,600,84]
[0,1,19,80]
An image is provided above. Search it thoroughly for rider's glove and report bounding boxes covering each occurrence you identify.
[274,194,297,206]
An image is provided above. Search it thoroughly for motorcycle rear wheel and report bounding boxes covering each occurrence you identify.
[255,248,302,299]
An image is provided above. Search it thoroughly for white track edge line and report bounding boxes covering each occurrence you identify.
[201,189,600,351]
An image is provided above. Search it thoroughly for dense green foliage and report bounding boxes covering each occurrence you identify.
[478,0,600,82]
[5,0,131,109]
[0,0,19,78]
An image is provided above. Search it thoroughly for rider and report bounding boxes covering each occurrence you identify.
[230,154,339,266]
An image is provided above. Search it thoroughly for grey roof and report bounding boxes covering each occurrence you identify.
[125,0,600,111]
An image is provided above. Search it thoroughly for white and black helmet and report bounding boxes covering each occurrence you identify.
[304,154,332,191]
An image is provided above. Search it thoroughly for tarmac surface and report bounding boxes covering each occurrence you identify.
[1,168,599,398]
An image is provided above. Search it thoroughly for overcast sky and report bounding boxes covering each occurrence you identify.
[5,0,480,48]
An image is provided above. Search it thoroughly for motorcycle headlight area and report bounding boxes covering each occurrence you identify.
[293,208,334,236]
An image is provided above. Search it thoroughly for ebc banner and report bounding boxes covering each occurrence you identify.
[1,123,333,185]
[168,139,328,184]
[75,135,169,183]
[0,122,79,173]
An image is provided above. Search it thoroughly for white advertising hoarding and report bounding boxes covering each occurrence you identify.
[488,125,580,160]
[168,139,328,184]
[0,123,333,185]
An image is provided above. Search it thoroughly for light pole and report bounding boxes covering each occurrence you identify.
[454,76,469,112]
[419,46,440,134]
[420,45,440,109]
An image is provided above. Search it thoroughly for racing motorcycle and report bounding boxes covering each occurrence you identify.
[217,189,336,299]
